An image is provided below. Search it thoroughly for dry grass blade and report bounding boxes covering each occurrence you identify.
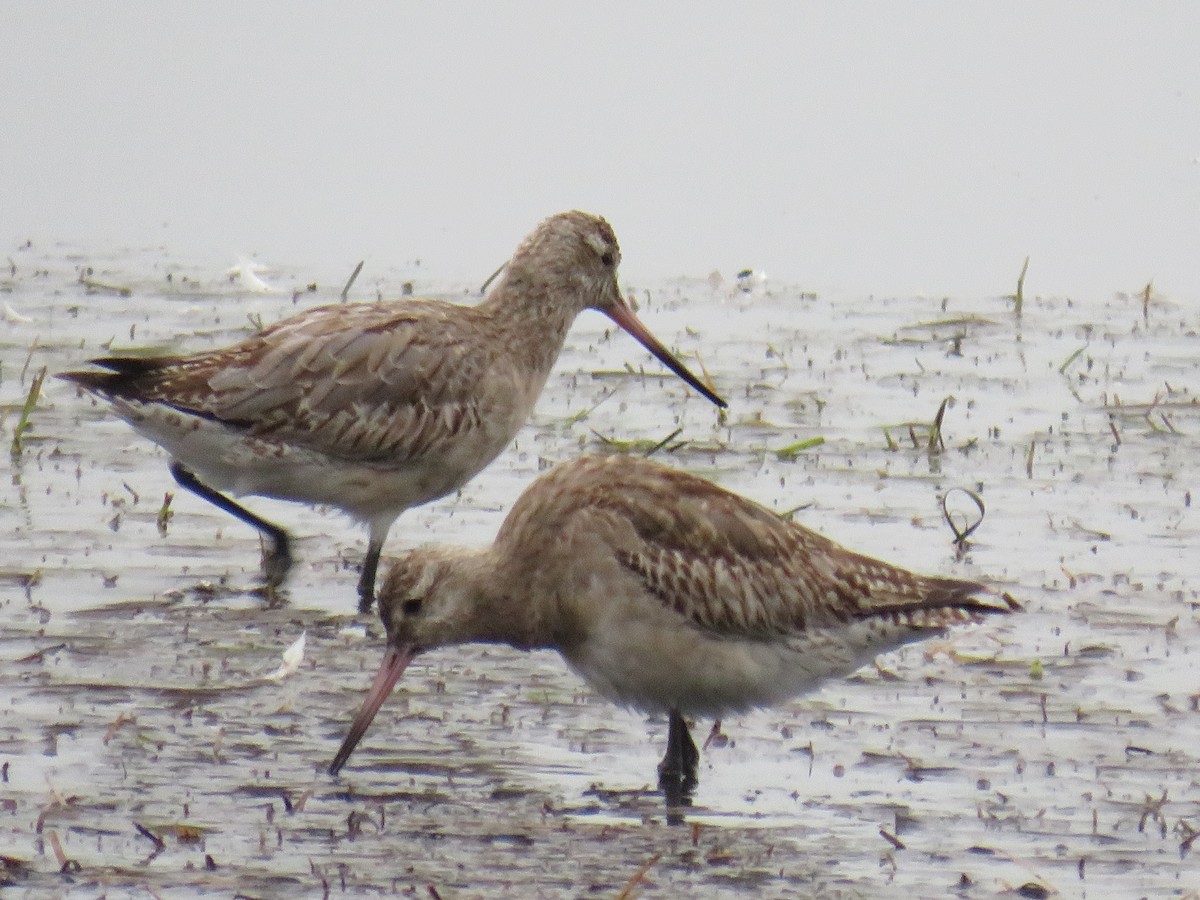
[78,272,132,297]
[1058,343,1087,375]
[46,829,67,867]
[341,260,365,302]
[564,388,614,426]
[616,852,662,900]
[928,396,949,454]
[20,337,39,383]
[10,365,47,457]
[776,436,825,461]
[643,427,684,458]
[157,492,175,536]
[590,428,686,456]
[941,487,986,550]
[1012,256,1029,316]
[479,259,507,294]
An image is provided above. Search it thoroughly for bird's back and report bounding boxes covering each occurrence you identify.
[491,455,1015,715]
[58,299,550,516]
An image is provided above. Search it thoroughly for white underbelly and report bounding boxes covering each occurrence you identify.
[111,398,516,523]
[562,605,939,719]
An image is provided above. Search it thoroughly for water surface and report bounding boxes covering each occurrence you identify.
[1,247,1197,896]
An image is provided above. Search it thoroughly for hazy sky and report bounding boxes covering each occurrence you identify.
[4,3,1199,298]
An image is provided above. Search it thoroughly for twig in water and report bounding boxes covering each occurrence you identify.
[340,261,364,302]
[1025,437,1036,478]
[46,830,67,867]
[616,853,662,900]
[880,828,906,851]
[134,822,165,852]
[1142,280,1153,326]
[941,487,986,555]
[103,712,136,745]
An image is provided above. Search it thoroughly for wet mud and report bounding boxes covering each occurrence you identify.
[2,246,1198,896]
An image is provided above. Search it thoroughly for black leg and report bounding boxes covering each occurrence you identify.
[679,714,700,775]
[659,710,700,780]
[658,710,699,820]
[357,533,385,614]
[169,462,292,587]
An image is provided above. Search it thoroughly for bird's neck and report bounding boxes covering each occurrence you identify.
[478,269,582,377]
[447,549,558,653]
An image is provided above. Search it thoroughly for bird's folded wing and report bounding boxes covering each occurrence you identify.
[103,302,497,463]
[601,466,1000,638]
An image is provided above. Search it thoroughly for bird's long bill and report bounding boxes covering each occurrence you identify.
[328,643,415,776]
[603,300,727,408]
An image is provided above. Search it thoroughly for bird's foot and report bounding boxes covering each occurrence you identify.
[657,762,697,824]
[656,757,699,793]
[356,589,375,615]
[256,582,289,608]
[657,710,699,822]
[261,533,293,589]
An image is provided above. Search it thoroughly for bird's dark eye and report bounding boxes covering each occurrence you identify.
[401,598,423,616]
[600,251,615,267]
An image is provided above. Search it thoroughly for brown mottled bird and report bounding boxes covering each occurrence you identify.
[329,454,1018,802]
[59,212,725,609]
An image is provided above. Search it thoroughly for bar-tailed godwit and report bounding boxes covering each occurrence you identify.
[60,212,725,609]
[328,454,1018,802]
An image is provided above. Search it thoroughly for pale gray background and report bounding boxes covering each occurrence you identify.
[4,2,1198,297]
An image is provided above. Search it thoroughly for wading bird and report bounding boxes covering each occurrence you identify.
[329,454,1018,806]
[60,213,725,609]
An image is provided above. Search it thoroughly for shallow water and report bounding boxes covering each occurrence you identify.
[2,245,1198,896]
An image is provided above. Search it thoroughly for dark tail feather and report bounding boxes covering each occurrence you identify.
[57,369,118,392]
[89,356,171,375]
[924,577,1020,612]
[854,576,1021,623]
[920,576,983,605]
[58,356,173,394]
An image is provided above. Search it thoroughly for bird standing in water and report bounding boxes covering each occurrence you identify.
[60,212,725,609]
[329,454,1018,805]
